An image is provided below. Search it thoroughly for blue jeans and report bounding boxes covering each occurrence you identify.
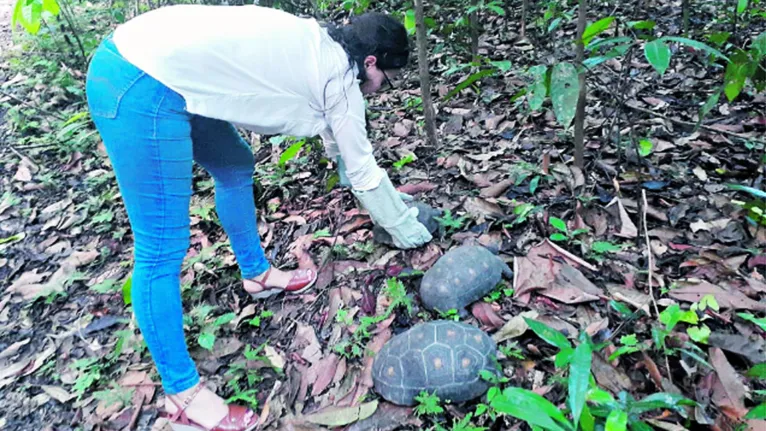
[85,36,270,394]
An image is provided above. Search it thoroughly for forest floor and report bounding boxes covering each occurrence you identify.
[1,2,766,431]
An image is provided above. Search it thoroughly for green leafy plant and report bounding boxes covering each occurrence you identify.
[483,282,514,303]
[247,310,274,328]
[393,154,416,170]
[524,317,576,368]
[225,344,273,410]
[590,241,624,256]
[435,209,468,234]
[71,357,108,399]
[93,382,134,409]
[549,217,589,243]
[738,312,766,331]
[184,306,236,351]
[438,308,461,321]
[415,390,445,416]
[608,334,649,361]
[433,412,487,431]
[499,341,525,360]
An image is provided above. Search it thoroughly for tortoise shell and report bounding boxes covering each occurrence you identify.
[419,245,513,313]
[372,320,497,406]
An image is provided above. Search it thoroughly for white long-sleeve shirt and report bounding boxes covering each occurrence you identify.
[112,4,383,190]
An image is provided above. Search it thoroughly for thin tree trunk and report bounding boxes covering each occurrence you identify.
[732,0,739,43]
[415,0,439,148]
[470,0,479,62]
[574,0,587,170]
[521,0,528,38]
[682,0,690,35]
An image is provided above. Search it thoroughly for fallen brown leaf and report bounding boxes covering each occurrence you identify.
[513,240,597,304]
[480,179,513,198]
[710,347,749,420]
[310,354,340,397]
[493,310,539,343]
[464,197,504,222]
[471,302,505,330]
[347,402,421,431]
[591,352,632,394]
[707,333,766,364]
[668,281,766,311]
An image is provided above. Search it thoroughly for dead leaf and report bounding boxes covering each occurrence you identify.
[40,385,74,403]
[14,162,32,182]
[347,402,420,431]
[485,114,506,130]
[411,243,442,271]
[303,400,378,427]
[591,352,632,394]
[310,354,339,397]
[708,333,766,364]
[540,286,599,304]
[361,329,392,389]
[493,310,539,343]
[608,198,638,238]
[393,120,414,137]
[606,284,652,315]
[710,347,749,420]
[10,251,99,300]
[0,339,30,359]
[397,182,437,195]
[471,302,505,330]
[294,324,323,365]
[513,240,597,304]
[693,166,709,181]
[480,179,513,198]
[265,345,286,371]
[464,197,504,222]
[668,281,766,311]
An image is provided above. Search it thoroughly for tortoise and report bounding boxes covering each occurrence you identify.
[372,320,498,406]
[373,201,442,247]
[419,245,513,314]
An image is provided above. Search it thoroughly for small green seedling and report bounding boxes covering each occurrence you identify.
[393,154,416,170]
[483,282,514,303]
[415,391,445,416]
[438,309,461,321]
[499,342,525,360]
[435,209,468,234]
[549,216,589,243]
[247,310,274,328]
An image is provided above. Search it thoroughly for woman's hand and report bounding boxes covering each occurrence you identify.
[350,170,432,249]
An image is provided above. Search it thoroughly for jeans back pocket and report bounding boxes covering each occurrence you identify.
[86,38,146,119]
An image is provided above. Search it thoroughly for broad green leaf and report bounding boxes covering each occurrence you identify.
[214,312,237,327]
[724,57,752,102]
[528,65,548,111]
[41,0,58,16]
[746,363,766,379]
[569,342,592,429]
[198,332,216,350]
[555,347,575,368]
[638,139,653,157]
[580,405,595,431]
[629,421,654,431]
[745,403,766,419]
[592,241,622,254]
[524,318,573,350]
[549,217,568,233]
[550,62,579,128]
[738,313,766,331]
[621,334,638,346]
[699,295,719,311]
[444,69,495,101]
[587,388,616,406]
[605,410,628,431]
[628,20,656,30]
[644,40,671,76]
[632,393,696,415]
[660,36,730,61]
[738,0,749,14]
[491,387,573,431]
[687,325,711,344]
[404,9,416,35]
[122,276,132,306]
[279,140,305,167]
[583,17,615,47]
[550,233,568,242]
[530,176,541,194]
[707,31,731,47]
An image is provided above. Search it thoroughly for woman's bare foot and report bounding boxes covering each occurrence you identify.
[165,383,229,429]
[243,266,317,298]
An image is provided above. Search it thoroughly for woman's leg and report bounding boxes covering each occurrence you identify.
[86,39,199,395]
[189,116,315,293]
[189,116,269,279]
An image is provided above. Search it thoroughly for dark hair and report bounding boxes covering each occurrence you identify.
[326,12,410,82]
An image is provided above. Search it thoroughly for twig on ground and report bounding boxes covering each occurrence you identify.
[642,188,671,385]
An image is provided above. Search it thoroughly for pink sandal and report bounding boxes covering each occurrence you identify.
[247,267,317,300]
[166,384,259,431]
